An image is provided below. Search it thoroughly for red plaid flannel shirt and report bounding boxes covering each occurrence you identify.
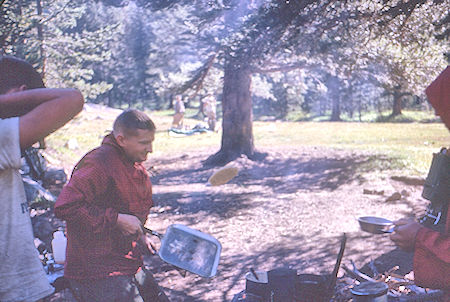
[55,134,153,279]
[414,205,450,292]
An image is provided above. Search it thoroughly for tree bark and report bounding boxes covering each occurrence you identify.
[328,75,342,121]
[36,0,46,81]
[205,58,258,165]
[347,85,354,119]
[392,90,403,116]
[330,95,342,121]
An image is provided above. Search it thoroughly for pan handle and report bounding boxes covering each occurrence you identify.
[382,226,395,233]
[142,226,163,239]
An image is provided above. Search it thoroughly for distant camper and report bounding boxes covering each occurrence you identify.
[203,95,217,131]
[172,95,185,129]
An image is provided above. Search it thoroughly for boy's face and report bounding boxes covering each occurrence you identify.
[117,129,155,163]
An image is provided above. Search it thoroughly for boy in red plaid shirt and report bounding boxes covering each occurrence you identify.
[55,109,169,301]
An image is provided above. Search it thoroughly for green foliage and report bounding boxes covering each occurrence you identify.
[1,0,113,100]
[1,0,448,121]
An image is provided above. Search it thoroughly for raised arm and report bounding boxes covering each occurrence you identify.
[0,88,84,150]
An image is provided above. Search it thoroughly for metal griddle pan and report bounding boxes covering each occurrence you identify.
[143,224,221,278]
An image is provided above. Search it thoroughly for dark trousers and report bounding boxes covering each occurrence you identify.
[68,268,170,302]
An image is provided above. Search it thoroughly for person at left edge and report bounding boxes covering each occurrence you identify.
[0,55,84,302]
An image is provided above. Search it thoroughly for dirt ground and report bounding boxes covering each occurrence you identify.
[48,145,431,301]
[144,145,430,301]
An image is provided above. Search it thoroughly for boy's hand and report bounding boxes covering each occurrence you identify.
[116,213,143,237]
[139,234,157,255]
[390,219,423,251]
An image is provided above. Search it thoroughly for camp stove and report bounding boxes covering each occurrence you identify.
[231,234,347,302]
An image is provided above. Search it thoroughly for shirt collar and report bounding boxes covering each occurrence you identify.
[101,133,133,164]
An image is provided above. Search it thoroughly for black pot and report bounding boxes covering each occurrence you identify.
[245,271,269,298]
[295,274,329,302]
[268,268,297,302]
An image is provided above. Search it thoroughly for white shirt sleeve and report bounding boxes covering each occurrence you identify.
[0,118,21,170]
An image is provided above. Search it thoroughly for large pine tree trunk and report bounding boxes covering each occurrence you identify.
[330,96,342,121]
[391,86,403,116]
[36,0,46,81]
[205,58,257,165]
[392,93,402,116]
[328,75,342,121]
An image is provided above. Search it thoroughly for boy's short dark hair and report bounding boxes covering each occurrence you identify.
[0,56,45,94]
[113,109,156,136]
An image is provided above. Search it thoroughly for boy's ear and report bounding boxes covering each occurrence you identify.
[115,133,126,147]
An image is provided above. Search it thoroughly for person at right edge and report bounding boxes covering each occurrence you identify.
[390,65,450,300]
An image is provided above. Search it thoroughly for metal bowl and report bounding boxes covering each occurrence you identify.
[351,281,388,301]
[358,216,394,234]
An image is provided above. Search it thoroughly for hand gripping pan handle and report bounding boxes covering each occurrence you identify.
[142,226,163,239]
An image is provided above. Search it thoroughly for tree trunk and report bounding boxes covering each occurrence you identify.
[328,75,342,121]
[347,85,354,119]
[330,96,342,121]
[36,0,46,81]
[358,95,362,122]
[392,92,402,116]
[205,58,257,165]
[108,89,113,107]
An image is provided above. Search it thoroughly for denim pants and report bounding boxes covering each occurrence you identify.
[68,268,170,302]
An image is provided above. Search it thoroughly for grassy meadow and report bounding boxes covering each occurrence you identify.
[44,105,449,176]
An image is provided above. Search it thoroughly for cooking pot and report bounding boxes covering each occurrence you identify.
[268,268,297,302]
[295,274,328,302]
[143,224,221,278]
[358,216,394,234]
[245,270,269,298]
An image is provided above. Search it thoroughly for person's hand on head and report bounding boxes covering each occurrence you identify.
[0,57,84,150]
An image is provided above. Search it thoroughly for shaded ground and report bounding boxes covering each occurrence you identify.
[142,145,427,301]
[48,145,429,301]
